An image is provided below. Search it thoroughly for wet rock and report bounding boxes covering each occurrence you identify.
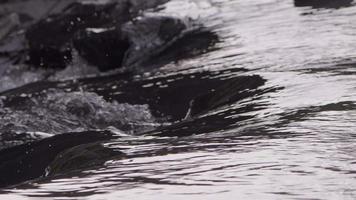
[294,0,353,8]
[142,28,219,69]
[0,130,116,188]
[73,28,130,72]
[0,13,20,42]
[25,1,130,69]
[46,142,124,176]
[22,0,190,71]
[0,131,51,151]
[122,16,189,68]
[73,16,217,71]
[0,68,249,121]
[187,75,266,118]
[0,0,77,59]
[128,0,170,13]
[149,76,277,138]
[16,0,216,72]
[0,0,76,21]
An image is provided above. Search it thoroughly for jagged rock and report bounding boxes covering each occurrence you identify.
[294,0,353,8]
[0,130,116,188]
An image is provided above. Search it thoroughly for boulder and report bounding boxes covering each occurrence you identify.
[25,1,130,69]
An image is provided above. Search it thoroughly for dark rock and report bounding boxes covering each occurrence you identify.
[0,131,51,151]
[149,76,277,138]
[0,0,76,21]
[294,0,353,8]
[73,28,130,72]
[141,28,219,69]
[128,0,170,13]
[0,130,116,188]
[23,0,191,71]
[122,16,188,67]
[72,16,217,71]
[25,1,130,69]
[187,75,266,118]
[0,68,249,121]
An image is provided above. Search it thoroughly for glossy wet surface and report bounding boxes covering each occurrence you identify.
[1,0,356,199]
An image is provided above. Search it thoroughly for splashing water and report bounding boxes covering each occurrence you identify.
[0,90,158,149]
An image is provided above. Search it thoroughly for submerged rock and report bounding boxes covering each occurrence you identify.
[46,142,124,176]
[0,130,116,188]
[187,75,266,118]
[294,0,353,8]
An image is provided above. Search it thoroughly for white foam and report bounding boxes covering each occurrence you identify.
[0,91,159,135]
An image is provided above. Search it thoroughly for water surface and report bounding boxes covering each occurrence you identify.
[1,0,356,199]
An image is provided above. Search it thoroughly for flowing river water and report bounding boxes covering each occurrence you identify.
[1,0,356,199]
